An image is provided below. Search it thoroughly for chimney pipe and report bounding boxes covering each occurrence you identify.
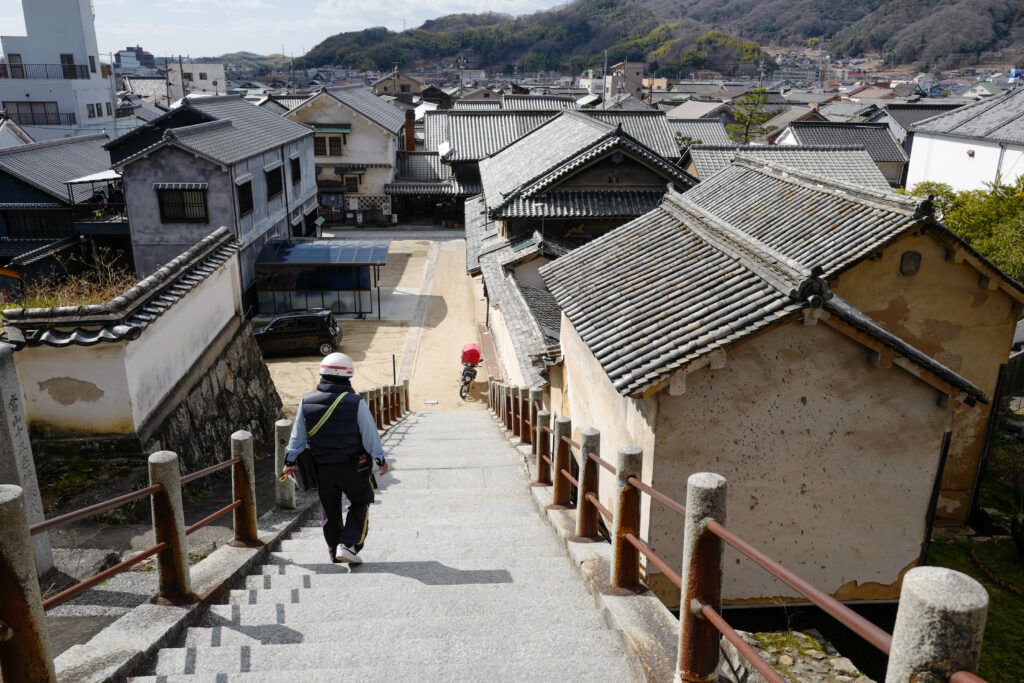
[404,108,416,151]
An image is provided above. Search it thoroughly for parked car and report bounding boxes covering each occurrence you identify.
[253,309,341,356]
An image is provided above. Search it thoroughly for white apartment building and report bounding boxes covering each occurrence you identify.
[166,63,227,101]
[0,0,117,140]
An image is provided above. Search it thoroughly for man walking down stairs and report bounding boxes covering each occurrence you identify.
[129,411,644,682]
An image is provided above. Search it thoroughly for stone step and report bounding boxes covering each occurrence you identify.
[293,514,546,531]
[279,525,559,549]
[268,540,568,564]
[202,590,598,626]
[183,611,613,647]
[131,654,638,682]
[226,579,595,606]
[249,558,580,587]
[151,633,633,676]
[261,551,575,572]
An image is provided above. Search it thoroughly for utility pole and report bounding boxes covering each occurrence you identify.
[757,57,766,88]
[178,54,184,101]
[108,51,119,138]
[602,50,608,109]
[164,55,171,106]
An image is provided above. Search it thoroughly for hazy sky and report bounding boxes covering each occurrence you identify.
[0,0,566,58]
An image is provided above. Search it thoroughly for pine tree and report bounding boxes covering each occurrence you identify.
[726,88,777,144]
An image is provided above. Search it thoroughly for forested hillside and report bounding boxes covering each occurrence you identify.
[295,0,1022,74]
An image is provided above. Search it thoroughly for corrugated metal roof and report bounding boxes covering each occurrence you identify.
[911,88,1024,144]
[685,145,891,191]
[0,134,110,203]
[784,122,907,163]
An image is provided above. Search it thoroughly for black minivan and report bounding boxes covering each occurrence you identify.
[253,309,342,356]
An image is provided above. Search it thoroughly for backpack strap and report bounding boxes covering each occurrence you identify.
[307,392,349,437]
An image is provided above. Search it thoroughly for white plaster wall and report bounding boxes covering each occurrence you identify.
[560,315,658,540]
[14,341,133,434]
[487,305,527,386]
[124,255,241,428]
[907,133,1024,192]
[650,319,953,603]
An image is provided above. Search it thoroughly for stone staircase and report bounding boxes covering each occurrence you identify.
[128,411,643,682]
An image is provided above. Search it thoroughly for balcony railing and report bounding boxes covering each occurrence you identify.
[5,111,77,126]
[0,62,90,80]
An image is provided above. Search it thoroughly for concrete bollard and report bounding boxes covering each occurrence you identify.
[529,387,543,453]
[574,428,601,541]
[534,410,552,486]
[274,419,295,510]
[230,431,260,547]
[677,472,727,682]
[611,445,643,590]
[885,567,988,683]
[0,485,56,683]
[147,452,192,604]
[403,378,410,412]
[550,417,573,508]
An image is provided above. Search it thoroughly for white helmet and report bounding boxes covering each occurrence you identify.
[320,352,354,378]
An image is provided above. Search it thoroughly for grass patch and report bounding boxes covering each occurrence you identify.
[928,540,1024,680]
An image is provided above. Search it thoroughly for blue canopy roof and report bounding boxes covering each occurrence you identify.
[256,239,391,266]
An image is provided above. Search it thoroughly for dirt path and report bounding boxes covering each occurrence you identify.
[409,240,488,411]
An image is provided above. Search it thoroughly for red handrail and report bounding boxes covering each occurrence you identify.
[180,456,242,484]
[42,542,169,611]
[541,426,554,435]
[627,476,687,517]
[705,519,893,654]
[624,532,682,588]
[585,493,612,521]
[29,484,164,535]
[186,499,243,535]
[700,604,787,683]
[587,451,616,474]
[560,469,579,488]
[562,436,581,450]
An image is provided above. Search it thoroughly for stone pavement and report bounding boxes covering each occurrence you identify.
[128,411,643,682]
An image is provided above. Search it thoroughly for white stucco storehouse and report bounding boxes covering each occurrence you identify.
[906,88,1024,192]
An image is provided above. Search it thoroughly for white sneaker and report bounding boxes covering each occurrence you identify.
[336,545,362,564]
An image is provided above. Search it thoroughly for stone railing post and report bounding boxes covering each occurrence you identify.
[381,388,392,427]
[511,386,522,439]
[487,379,493,411]
[574,428,600,541]
[677,472,727,681]
[147,451,192,604]
[392,385,400,421]
[403,378,410,412]
[518,388,530,445]
[0,485,56,683]
[366,388,377,426]
[884,567,988,683]
[533,410,552,486]
[550,417,572,508]
[230,431,260,547]
[504,385,514,432]
[274,419,295,510]
[528,387,543,453]
[611,445,643,590]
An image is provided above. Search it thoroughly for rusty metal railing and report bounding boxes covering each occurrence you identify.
[487,379,992,683]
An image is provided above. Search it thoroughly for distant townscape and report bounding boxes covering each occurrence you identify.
[0,0,1023,681]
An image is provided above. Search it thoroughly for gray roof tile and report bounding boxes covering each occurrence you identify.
[685,145,891,191]
[0,134,110,203]
[883,102,963,132]
[784,122,907,163]
[324,87,406,134]
[911,88,1024,144]
[666,119,731,146]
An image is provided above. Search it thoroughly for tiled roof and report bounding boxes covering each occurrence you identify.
[761,106,816,132]
[585,111,681,158]
[324,86,406,134]
[684,157,915,273]
[498,190,666,218]
[385,151,481,196]
[602,94,655,111]
[423,111,449,152]
[517,282,561,344]
[453,100,503,110]
[0,134,110,204]
[666,101,731,119]
[819,101,878,122]
[0,237,77,266]
[666,119,731,146]
[540,187,983,400]
[685,145,891,191]
[480,262,547,385]
[478,112,696,218]
[124,77,169,100]
[115,95,312,168]
[783,122,907,163]
[502,95,579,111]
[883,103,962,132]
[2,228,240,348]
[911,88,1024,144]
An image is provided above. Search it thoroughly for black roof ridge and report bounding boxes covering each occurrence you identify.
[0,133,108,158]
[790,121,889,128]
[181,94,246,104]
[729,155,917,211]
[689,144,867,151]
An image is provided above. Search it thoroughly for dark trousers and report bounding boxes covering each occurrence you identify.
[317,460,375,552]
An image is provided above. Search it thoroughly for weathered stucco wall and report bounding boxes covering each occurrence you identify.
[124,257,240,429]
[650,318,953,606]
[488,305,527,386]
[834,231,1019,524]
[561,315,658,541]
[15,342,133,435]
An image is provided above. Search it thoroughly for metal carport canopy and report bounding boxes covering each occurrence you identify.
[256,238,391,266]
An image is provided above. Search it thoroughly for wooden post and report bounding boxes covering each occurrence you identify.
[147,451,192,602]
[677,472,726,680]
[550,417,572,508]
[403,378,410,412]
[533,410,552,486]
[518,388,530,445]
[611,445,643,590]
[528,387,543,453]
[574,428,600,541]
[391,385,400,421]
[229,431,260,547]
[381,387,392,427]
[511,386,521,439]
[504,385,513,432]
